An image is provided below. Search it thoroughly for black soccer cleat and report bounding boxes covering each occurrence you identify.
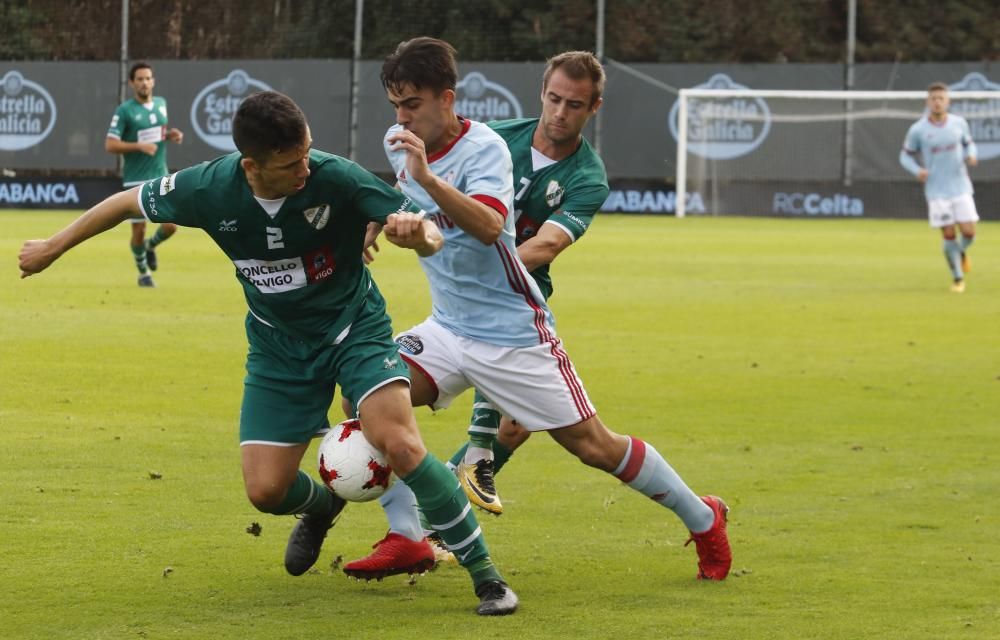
[284,493,346,576]
[475,580,519,616]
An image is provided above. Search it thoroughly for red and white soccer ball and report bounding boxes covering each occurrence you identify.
[317,419,394,502]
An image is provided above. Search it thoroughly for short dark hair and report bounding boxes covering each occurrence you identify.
[129,62,152,81]
[543,51,605,107]
[232,91,308,163]
[927,81,949,94]
[381,37,458,96]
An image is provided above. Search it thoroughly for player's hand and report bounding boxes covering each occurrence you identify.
[167,128,184,144]
[363,222,383,265]
[384,211,442,257]
[387,129,431,185]
[19,239,60,278]
[967,156,978,167]
[917,169,929,183]
[139,142,158,156]
[384,211,426,246]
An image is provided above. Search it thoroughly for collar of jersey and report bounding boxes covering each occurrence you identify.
[427,117,472,163]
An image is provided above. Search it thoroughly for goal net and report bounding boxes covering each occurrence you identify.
[674,88,1000,218]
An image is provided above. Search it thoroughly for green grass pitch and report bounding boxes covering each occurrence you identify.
[2,211,998,638]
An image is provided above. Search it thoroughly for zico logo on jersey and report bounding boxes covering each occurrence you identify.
[948,72,1000,161]
[0,70,57,151]
[190,70,273,151]
[668,73,771,160]
[455,71,523,122]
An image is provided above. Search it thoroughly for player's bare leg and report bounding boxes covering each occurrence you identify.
[547,415,732,580]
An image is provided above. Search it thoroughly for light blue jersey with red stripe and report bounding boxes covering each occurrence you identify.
[900,113,977,200]
[384,118,556,347]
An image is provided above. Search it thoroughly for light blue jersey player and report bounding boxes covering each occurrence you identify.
[900,82,980,292]
[384,118,555,346]
[343,37,731,590]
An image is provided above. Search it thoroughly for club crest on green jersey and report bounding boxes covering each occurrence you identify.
[545,180,564,208]
[159,172,177,195]
[303,204,331,230]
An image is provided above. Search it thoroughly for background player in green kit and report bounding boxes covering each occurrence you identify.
[20,91,518,616]
[448,52,611,515]
[105,62,184,287]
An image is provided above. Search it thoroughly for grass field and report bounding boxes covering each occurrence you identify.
[2,211,998,639]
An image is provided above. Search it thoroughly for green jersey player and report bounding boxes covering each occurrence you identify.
[105,62,184,287]
[20,91,518,616]
[448,52,610,515]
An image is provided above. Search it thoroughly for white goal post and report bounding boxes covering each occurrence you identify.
[675,88,1000,218]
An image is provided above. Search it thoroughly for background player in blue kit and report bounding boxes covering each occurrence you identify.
[900,82,980,293]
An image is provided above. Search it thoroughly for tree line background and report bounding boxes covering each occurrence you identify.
[3,0,998,63]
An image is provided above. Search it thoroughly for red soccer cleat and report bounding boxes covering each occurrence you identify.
[685,496,732,580]
[343,533,436,580]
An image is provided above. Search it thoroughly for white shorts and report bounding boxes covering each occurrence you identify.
[396,317,596,431]
[928,194,978,228]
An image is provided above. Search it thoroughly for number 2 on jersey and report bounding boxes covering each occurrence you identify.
[266,227,285,249]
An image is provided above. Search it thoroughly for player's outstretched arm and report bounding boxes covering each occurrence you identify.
[383,211,444,257]
[19,188,143,278]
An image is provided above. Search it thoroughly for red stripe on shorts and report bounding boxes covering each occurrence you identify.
[494,242,593,420]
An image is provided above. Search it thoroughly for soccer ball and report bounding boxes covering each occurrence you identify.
[317,419,394,502]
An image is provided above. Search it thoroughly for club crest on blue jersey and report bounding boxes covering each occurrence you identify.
[303,204,331,230]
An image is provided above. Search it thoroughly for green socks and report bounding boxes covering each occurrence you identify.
[130,243,148,274]
[402,454,501,586]
[265,470,335,517]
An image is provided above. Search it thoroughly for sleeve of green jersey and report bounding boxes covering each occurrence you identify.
[346,162,413,224]
[107,104,127,139]
[137,166,200,227]
[547,181,609,242]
